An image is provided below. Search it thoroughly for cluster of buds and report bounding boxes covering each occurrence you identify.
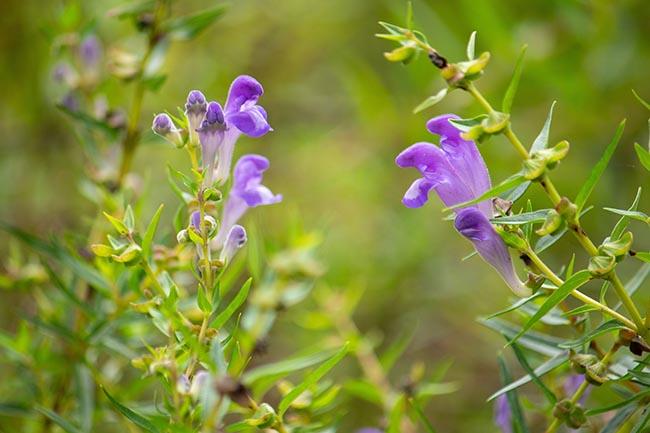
[552,399,587,428]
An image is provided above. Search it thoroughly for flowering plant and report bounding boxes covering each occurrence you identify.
[380,3,650,432]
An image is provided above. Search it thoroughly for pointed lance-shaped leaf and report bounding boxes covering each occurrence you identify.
[530,101,556,153]
[574,120,625,213]
[502,45,527,114]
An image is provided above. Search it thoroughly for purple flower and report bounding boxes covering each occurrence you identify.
[190,210,202,230]
[196,76,271,185]
[494,395,512,433]
[78,34,102,68]
[396,114,530,297]
[356,429,383,433]
[213,155,281,248]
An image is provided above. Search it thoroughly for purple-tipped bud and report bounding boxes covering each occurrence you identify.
[152,113,172,134]
[52,62,77,85]
[219,225,247,263]
[204,101,225,126]
[186,90,207,112]
[190,210,202,230]
[79,35,102,68]
[152,113,184,148]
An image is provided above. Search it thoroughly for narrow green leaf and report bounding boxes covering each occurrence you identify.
[164,5,227,40]
[530,101,556,153]
[585,389,650,415]
[101,387,161,433]
[387,394,406,433]
[142,204,164,259]
[632,89,650,110]
[630,406,650,433]
[380,329,415,372]
[497,354,530,433]
[210,278,252,329]
[243,349,339,385]
[502,45,527,113]
[278,343,349,415]
[634,252,650,263]
[601,404,638,433]
[103,212,129,234]
[508,270,591,345]
[443,174,525,212]
[35,406,83,433]
[574,120,626,212]
[484,292,546,320]
[605,208,649,224]
[74,365,94,433]
[413,88,448,114]
[480,318,564,357]
[609,188,646,240]
[487,351,568,401]
[558,320,626,349]
[491,209,551,225]
[409,397,438,433]
[466,31,477,60]
[634,142,650,171]
[507,339,557,404]
[123,205,135,231]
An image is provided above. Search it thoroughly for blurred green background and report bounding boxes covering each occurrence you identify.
[1,0,649,431]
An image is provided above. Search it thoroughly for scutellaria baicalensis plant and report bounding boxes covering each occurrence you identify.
[380,3,650,433]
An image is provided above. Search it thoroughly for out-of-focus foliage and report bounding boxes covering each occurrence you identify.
[0,0,649,432]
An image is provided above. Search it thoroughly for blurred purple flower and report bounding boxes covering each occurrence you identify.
[396,114,530,297]
[79,34,102,68]
[494,395,512,433]
[196,76,271,185]
[214,154,281,248]
[564,374,590,404]
[356,429,383,433]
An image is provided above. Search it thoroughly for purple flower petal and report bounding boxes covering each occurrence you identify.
[224,75,264,115]
[494,395,512,433]
[455,208,531,297]
[228,105,271,138]
[396,142,475,210]
[213,154,281,248]
[427,114,492,218]
[402,178,436,208]
[190,211,201,230]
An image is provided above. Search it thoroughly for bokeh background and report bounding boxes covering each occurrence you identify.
[1,0,649,431]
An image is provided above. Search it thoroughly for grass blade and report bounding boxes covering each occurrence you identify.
[101,387,161,433]
[210,278,252,329]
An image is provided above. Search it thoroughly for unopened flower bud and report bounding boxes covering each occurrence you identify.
[219,225,247,264]
[535,209,562,236]
[585,362,608,386]
[176,229,189,244]
[588,254,616,277]
[152,114,184,148]
[570,352,598,374]
[185,90,207,143]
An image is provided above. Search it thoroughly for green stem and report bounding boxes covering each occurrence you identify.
[465,83,647,336]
